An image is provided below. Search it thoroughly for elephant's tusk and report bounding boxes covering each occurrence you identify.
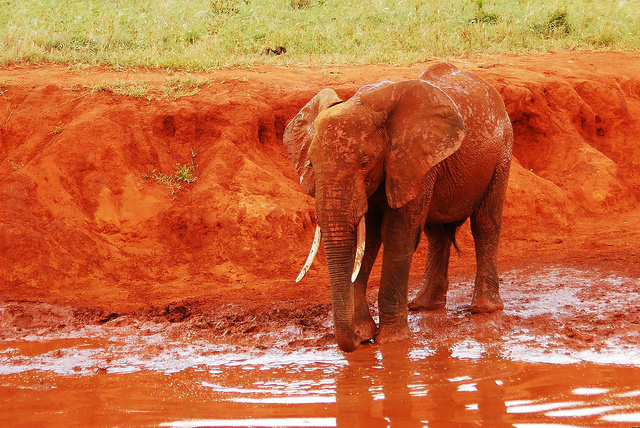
[296,225,322,283]
[351,217,366,283]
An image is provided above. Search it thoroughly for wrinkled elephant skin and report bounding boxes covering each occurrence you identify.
[284,63,513,352]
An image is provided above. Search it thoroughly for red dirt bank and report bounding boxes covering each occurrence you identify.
[1,52,639,337]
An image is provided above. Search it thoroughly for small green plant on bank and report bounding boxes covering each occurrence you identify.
[174,163,198,184]
[50,123,64,135]
[8,160,24,170]
[145,164,197,194]
[144,150,198,195]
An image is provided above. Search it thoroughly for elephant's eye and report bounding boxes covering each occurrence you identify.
[360,156,372,169]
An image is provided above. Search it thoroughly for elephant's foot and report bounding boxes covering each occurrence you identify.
[408,292,446,311]
[375,322,412,344]
[409,280,448,311]
[354,315,378,343]
[470,294,503,313]
[470,277,503,313]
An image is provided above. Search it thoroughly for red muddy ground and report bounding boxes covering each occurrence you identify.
[1,52,639,350]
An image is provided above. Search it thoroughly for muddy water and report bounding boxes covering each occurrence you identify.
[2,345,640,428]
[1,268,640,428]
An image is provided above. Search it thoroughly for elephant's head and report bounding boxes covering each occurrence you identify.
[284,79,465,351]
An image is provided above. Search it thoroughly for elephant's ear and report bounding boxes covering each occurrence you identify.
[360,80,466,209]
[283,89,342,197]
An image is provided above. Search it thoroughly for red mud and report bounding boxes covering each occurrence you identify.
[1,52,640,349]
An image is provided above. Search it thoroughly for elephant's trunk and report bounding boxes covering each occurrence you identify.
[297,218,364,284]
[314,177,368,352]
[323,224,360,352]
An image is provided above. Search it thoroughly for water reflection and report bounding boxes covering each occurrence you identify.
[334,342,514,427]
[2,337,640,426]
[337,343,427,427]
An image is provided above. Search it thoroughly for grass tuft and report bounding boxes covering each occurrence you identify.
[290,0,312,10]
[163,75,209,100]
[470,0,499,25]
[534,7,571,38]
[8,160,24,171]
[90,80,152,99]
[211,0,244,14]
[50,124,65,135]
[144,162,198,195]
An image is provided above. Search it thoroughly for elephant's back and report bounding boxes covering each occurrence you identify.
[421,63,513,223]
[421,63,510,136]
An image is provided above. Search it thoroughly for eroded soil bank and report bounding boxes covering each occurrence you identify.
[1,52,639,349]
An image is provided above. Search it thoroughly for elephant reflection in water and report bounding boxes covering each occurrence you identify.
[336,344,420,427]
[285,63,513,351]
[335,343,510,426]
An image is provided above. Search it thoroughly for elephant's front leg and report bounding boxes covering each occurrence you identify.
[352,209,383,342]
[376,210,420,344]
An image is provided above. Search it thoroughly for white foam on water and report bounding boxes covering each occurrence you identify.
[572,387,609,396]
[230,396,335,404]
[507,402,584,414]
[546,406,620,417]
[457,383,478,392]
[601,412,640,422]
[513,424,582,428]
[618,390,640,397]
[451,339,485,360]
[448,375,472,382]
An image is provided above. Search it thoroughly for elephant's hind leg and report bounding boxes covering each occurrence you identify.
[469,217,503,313]
[409,223,454,311]
[469,161,510,313]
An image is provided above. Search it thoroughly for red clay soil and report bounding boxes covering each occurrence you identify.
[1,52,639,345]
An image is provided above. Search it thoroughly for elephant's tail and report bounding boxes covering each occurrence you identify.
[443,222,461,253]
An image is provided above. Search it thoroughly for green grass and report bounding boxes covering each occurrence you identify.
[85,76,209,100]
[90,79,153,99]
[8,160,24,170]
[0,0,638,70]
[164,75,209,100]
[144,162,198,195]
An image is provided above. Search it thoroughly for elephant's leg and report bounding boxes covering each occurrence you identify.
[408,223,453,311]
[352,209,382,342]
[469,162,509,313]
[469,214,503,313]
[375,209,420,344]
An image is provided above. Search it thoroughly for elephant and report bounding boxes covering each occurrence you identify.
[283,63,513,352]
